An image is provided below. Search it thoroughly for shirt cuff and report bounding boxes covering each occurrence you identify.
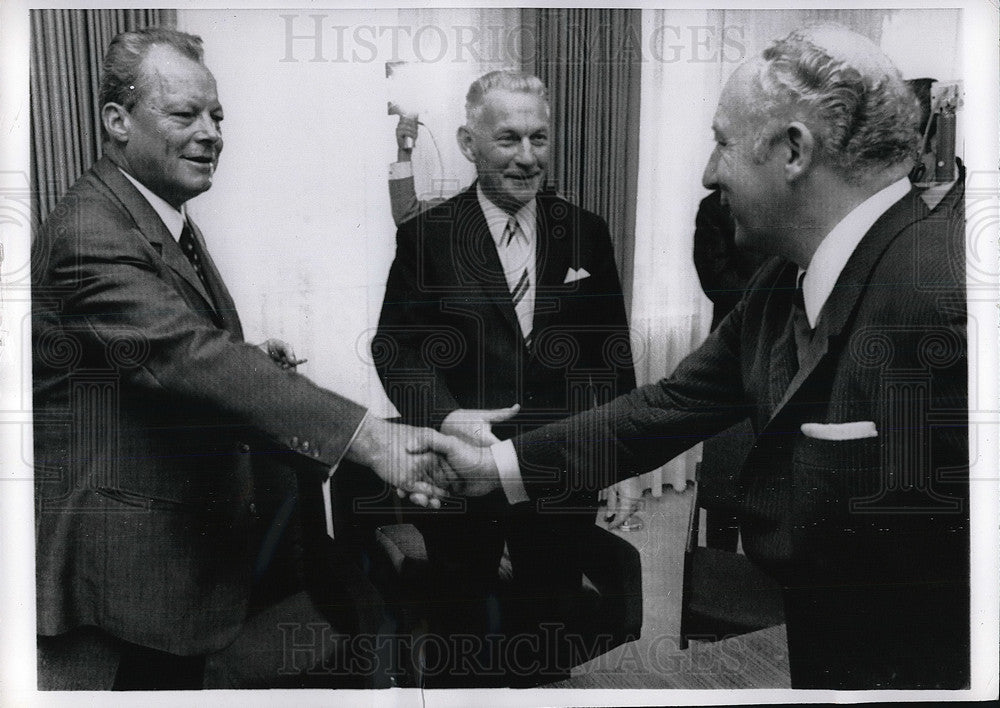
[324,410,369,540]
[491,439,529,505]
[388,162,413,180]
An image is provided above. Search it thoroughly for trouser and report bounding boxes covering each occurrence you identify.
[414,488,598,685]
[782,576,969,689]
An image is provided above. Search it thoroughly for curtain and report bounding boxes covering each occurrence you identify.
[628,8,725,492]
[522,8,642,301]
[30,9,175,224]
[521,10,654,501]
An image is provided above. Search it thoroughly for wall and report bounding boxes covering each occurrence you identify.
[176,8,520,415]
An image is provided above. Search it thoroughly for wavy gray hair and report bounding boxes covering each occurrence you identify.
[749,24,920,181]
[464,70,549,129]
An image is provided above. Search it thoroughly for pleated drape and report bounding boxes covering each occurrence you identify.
[522,9,642,306]
[30,9,176,223]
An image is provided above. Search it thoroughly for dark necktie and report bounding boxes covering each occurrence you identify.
[179,220,211,291]
[792,271,811,370]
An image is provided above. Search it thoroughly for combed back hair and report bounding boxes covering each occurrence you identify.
[99,27,204,137]
[465,70,548,128]
[748,24,920,181]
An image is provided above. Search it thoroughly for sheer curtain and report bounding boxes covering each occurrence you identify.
[522,9,642,286]
[30,9,176,223]
[630,8,724,492]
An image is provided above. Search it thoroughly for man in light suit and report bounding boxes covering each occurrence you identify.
[434,25,968,689]
[33,27,447,690]
[374,70,635,683]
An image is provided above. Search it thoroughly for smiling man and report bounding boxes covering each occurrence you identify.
[432,26,969,690]
[33,27,449,690]
[374,70,635,685]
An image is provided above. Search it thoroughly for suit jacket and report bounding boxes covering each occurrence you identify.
[32,156,367,655]
[375,184,636,445]
[513,187,968,587]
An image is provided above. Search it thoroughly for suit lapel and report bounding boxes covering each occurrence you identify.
[531,192,574,343]
[457,185,523,339]
[93,158,219,312]
[765,189,929,424]
[186,219,244,339]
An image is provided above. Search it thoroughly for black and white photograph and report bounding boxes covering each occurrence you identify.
[0,1,997,705]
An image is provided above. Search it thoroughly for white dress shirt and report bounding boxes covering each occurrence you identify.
[800,177,911,328]
[493,176,913,505]
[119,168,186,239]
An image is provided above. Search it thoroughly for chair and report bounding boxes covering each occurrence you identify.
[330,461,643,687]
[678,421,784,649]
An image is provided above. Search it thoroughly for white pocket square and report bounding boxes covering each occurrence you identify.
[801,421,878,441]
[563,267,590,284]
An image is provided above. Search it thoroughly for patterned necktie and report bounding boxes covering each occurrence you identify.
[503,217,534,349]
[179,220,211,291]
[792,270,811,369]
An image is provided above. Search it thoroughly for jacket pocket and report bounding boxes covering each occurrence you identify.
[95,486,200,512]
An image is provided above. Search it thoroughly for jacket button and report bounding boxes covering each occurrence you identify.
[291,436,299,448]
[240,443,250,453]
[249,502,257,515]
[302,440,310,451]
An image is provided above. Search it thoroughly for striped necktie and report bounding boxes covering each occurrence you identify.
[503,217,534,349]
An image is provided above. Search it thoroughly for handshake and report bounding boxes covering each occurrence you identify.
[345,405,522,506]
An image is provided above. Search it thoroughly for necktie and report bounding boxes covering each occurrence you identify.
[503,217,534,348]
[792,271,811,369]
[179,220,211,291]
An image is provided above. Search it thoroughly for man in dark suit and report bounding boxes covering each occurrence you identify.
[434,25,968,690]
[32,27,447,690]
[374,70,635,682]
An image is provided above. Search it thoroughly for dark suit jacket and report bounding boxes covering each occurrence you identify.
[511,188,969,685]
[375,184,635,445]
[33,156,368,655]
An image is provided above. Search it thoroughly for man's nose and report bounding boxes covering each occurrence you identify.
[514,138,538,166]
[195,113,222,144]
[702,148,719,190]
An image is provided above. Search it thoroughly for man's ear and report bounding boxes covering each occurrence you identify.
[456,125,476,164]
[784,121,814,181]
[102,103,130,144]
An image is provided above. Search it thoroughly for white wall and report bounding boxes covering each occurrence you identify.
[175,7,963,420]
[176,8,519,415]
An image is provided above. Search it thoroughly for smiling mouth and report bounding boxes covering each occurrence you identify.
[184,156,215,167]
[506,173,539,184]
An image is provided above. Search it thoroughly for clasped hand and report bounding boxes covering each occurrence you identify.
[357,407,518,507]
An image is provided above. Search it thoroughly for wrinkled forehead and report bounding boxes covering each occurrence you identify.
[478,89,549,123]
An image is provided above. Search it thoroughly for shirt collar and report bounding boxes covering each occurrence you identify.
[476,183,537,248]
[119,168,187,241]
[801,176,910,328]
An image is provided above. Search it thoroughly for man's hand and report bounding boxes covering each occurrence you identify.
[425,433,502,497]
[346,416,449,508]
[396,115,419,161]
[259,338,307,370]
[440,404,520,447]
